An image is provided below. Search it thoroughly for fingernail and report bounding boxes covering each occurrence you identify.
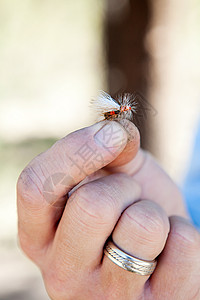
[94,121,128,153]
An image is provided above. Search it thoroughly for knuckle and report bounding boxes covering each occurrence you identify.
[123,201,169,243]
[17,164,44,208]
[73,182,117,226]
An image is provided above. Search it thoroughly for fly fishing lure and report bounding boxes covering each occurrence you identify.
[91,91,137,122]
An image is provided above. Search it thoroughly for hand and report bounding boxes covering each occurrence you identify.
[17,120,200,299]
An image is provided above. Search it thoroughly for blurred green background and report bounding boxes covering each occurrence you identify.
[0,0,200,299]
[0,1,104,299]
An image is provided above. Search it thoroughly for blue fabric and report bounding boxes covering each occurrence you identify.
[182,120,200,229]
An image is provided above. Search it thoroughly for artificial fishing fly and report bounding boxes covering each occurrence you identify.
[91,91,137,122]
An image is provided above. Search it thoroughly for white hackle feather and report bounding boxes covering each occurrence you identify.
[91,91,137,122]
[91,91,120,120]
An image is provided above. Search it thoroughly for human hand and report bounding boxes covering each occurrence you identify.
[17,120,200,299]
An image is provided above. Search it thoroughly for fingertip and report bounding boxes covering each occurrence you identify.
[106,120,140,168]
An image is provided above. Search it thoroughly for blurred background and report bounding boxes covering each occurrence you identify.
[0,0,200,299]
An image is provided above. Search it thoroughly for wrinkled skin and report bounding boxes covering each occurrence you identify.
[17,120,200,300]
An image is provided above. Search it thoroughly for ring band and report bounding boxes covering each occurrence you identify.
[104,240,157,276]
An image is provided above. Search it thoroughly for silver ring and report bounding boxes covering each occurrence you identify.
[104,240,157,276]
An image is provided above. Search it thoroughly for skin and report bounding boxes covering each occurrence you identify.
[17,120,200,300]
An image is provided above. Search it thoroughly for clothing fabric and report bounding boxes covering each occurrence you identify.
[182,120,200,229]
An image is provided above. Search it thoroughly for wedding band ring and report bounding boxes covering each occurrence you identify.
[104,240,157,276]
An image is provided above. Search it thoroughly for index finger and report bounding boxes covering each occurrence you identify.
[17,121,132,258]
[107,122,186,216]
[106,119,140,168]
